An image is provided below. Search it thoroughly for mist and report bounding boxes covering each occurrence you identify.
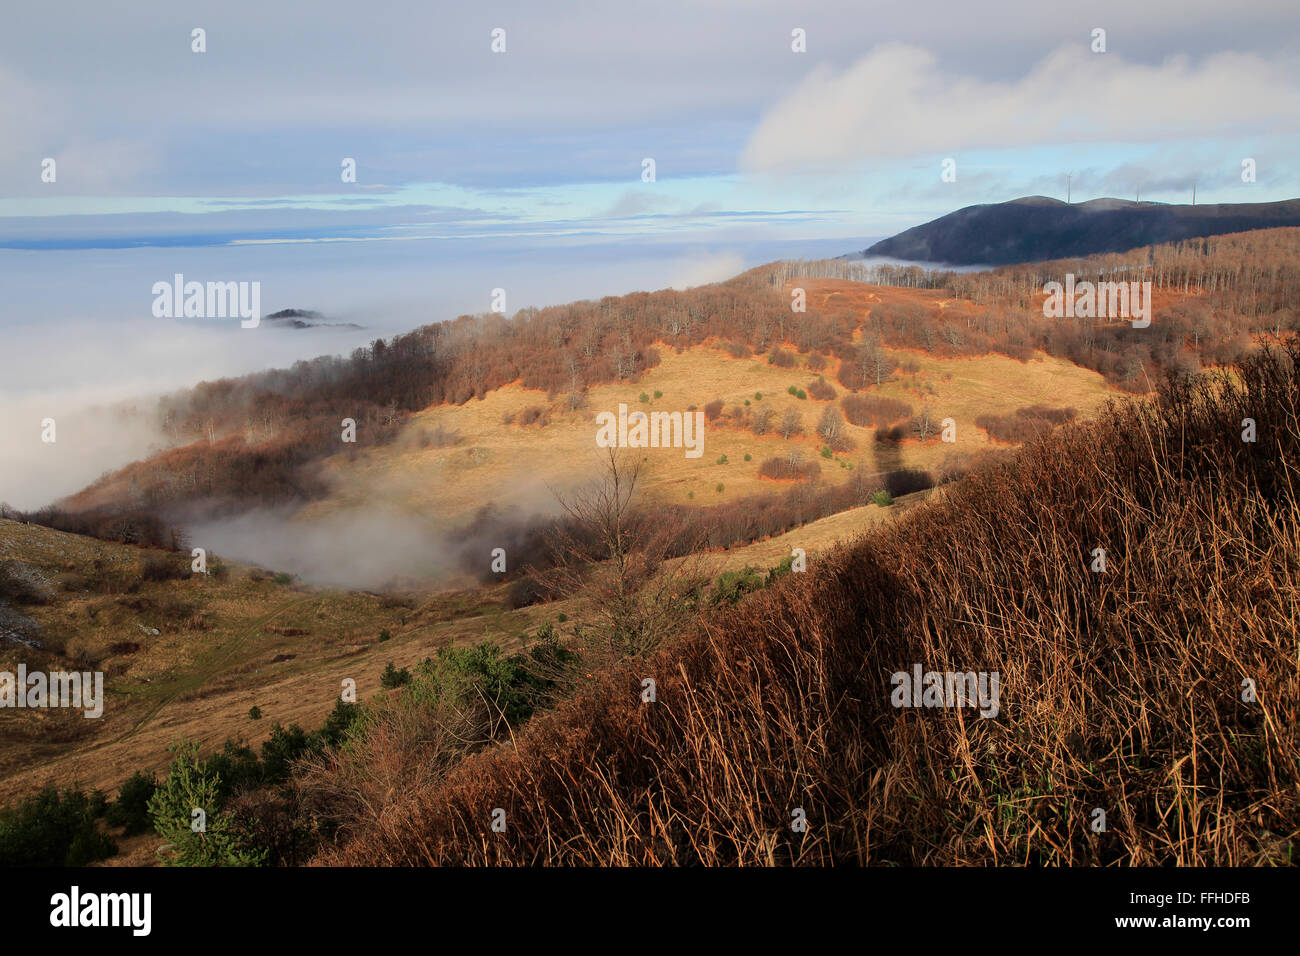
[0,234,866,512]
[188,506,463,590]
[186,488,568,591]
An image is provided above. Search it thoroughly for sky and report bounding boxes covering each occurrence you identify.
[1,0,1298,507]
[2,0,1297,247]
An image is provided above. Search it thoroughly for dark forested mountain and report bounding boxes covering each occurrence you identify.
[861,195,1300,265]
[264,309,363,330]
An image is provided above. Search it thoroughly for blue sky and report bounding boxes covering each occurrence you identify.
[3,0,1300,508]
[2,0,1298,253]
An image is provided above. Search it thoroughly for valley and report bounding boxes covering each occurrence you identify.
[3,227,1297,868]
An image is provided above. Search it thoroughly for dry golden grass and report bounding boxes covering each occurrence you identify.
[0,520,571,807]
[309,337,1116,526]
[298,280,1121,528]
[687,492,929,578]
[0,281,1120,815]
[0,458,905,815]
[314,342,1300,867]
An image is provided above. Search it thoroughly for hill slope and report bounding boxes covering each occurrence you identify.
[315,341,1300,866]
[863,195,1300,265]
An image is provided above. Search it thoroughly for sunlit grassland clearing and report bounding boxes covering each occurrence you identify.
[306,327,1118,527]
[0,277,1127,817]
[317,341,1300,868]
[685,494,924,572]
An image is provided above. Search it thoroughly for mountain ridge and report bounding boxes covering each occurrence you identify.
[861,195,1300,265]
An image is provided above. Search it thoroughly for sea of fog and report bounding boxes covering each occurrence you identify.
[0,233,884,510]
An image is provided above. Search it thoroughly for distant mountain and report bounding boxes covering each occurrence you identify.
[264,308,363,330]
[860,196,1300,266]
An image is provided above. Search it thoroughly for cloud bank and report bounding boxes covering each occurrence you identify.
[742,45,1300,172]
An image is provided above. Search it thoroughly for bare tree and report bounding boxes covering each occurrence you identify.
[817,405,848,449]
[858,339,897,387]
[564,353,586,411]
[779,407,804,440]
[912,403,936,442]
[533,449,706,659]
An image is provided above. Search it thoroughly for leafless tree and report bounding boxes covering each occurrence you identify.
[912,403,936,442]
[533,449,707,659]
[858,338,897,387]
[779,407,804,440]
[817,405,847,447]
[564,353,586,411]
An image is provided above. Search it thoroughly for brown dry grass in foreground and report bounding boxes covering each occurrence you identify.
[315,343,1300,866]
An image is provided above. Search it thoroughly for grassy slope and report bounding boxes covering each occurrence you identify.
[0,280,1129,813]
[0,486,890,811]
[5,278,1181,851]
[316,343,1300,867]
[310,335,1114,532]
[0,522,515,804]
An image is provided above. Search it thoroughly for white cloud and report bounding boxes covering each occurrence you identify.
[603,189,663,219]
[742,44,1300,171]
[670,250,746,289]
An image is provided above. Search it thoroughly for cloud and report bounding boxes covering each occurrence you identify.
[0,312,381,510]
[0,66,45,168]
[741,44,1300,172]
[0,396,168,512]
[669,250,746,289]
[184,486,567,590]
[603,190,664,219]
[186,506,454,589]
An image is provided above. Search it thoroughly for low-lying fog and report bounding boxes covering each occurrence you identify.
[0,234,875,583]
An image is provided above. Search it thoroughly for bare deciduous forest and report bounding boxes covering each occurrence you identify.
[47,228,1300,530]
